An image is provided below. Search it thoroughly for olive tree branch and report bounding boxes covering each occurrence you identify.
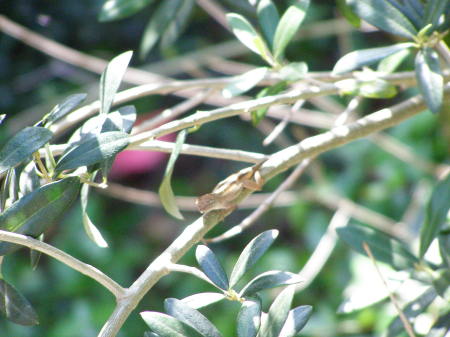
[97,84,450,337]
[0,230,124,299]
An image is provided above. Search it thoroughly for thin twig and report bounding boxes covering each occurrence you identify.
[0,230,124,299]
[205,159,312,243]
[296,207,350,292]
[44,141,267,163]
[196,0,229,31]
[132,89,214,134]
[362,242,417,337]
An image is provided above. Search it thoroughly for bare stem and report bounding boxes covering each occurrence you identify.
[362,243,416,337]
[0,230,124,299]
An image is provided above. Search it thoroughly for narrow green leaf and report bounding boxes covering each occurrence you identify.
[347,0,418,38]
[100,51,133,115]
[333,43,414,74]
[273,0,309,61]
[222,67,268,98]
[337,224,418,270]
[337,0,361,27]
[165,299,222,337]
[252,81,288,125]
[419,175,450,258]
[0,177,81,255]
[0,279,39,326]
[158,130,186,220]
[195,245,229,290]
[0,127,53,175]
[99,0,155,21]
[377,48,411,73]
[415,48,444,114]
[335,78,397,98]
[81,183,108,248]
[181,293,225,310]
[259,286,294,337]
[237,297,261,337]
[385,287,437,337]
[239,271,303,297]
[427,307,450,337]
[278,62,308,81]
[279,305,313,337]
[140,0,183,58]
[159,0,195,50]
[230,230,279,288]
[43,93,87,126]
[30,233,44,270]
[257,0,279,49]
[423,0,450,30]
[226,13,273,64]
[141,311,202,337]
[56,131,129,173]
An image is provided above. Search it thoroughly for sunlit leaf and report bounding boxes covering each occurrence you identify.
[230,230,279,288]
[99,0,155,21]
[385,287,437,337]
[164,298,222,337]
[258,286,294,337]
[42,93,87,126]
[237,297,261,337]
[273,0,309,61]
[56,131,129,173]
[226,13,273,65]
[257,0,279,49]
[337,224,418,270]
[0,127,53,175]
[279,305,312,337]
[337,78,397,98]
[0,177,81,255]
[377,48,411,73]
[180,293,225,310]
[141,311,203,337]
[415,47,444,114]
[239,271,303,297]
[0,279,39,326]
[100,51,133,115]
[81,183,108,248]
[333,43,414,74]
[347,0,418,38]
[195,245,229,290]
[158,130,186,220]
[222,67,268,98]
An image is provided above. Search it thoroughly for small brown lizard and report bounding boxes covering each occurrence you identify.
[196,160,266,214]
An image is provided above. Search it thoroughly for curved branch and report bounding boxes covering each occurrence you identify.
[0,230,124,299]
